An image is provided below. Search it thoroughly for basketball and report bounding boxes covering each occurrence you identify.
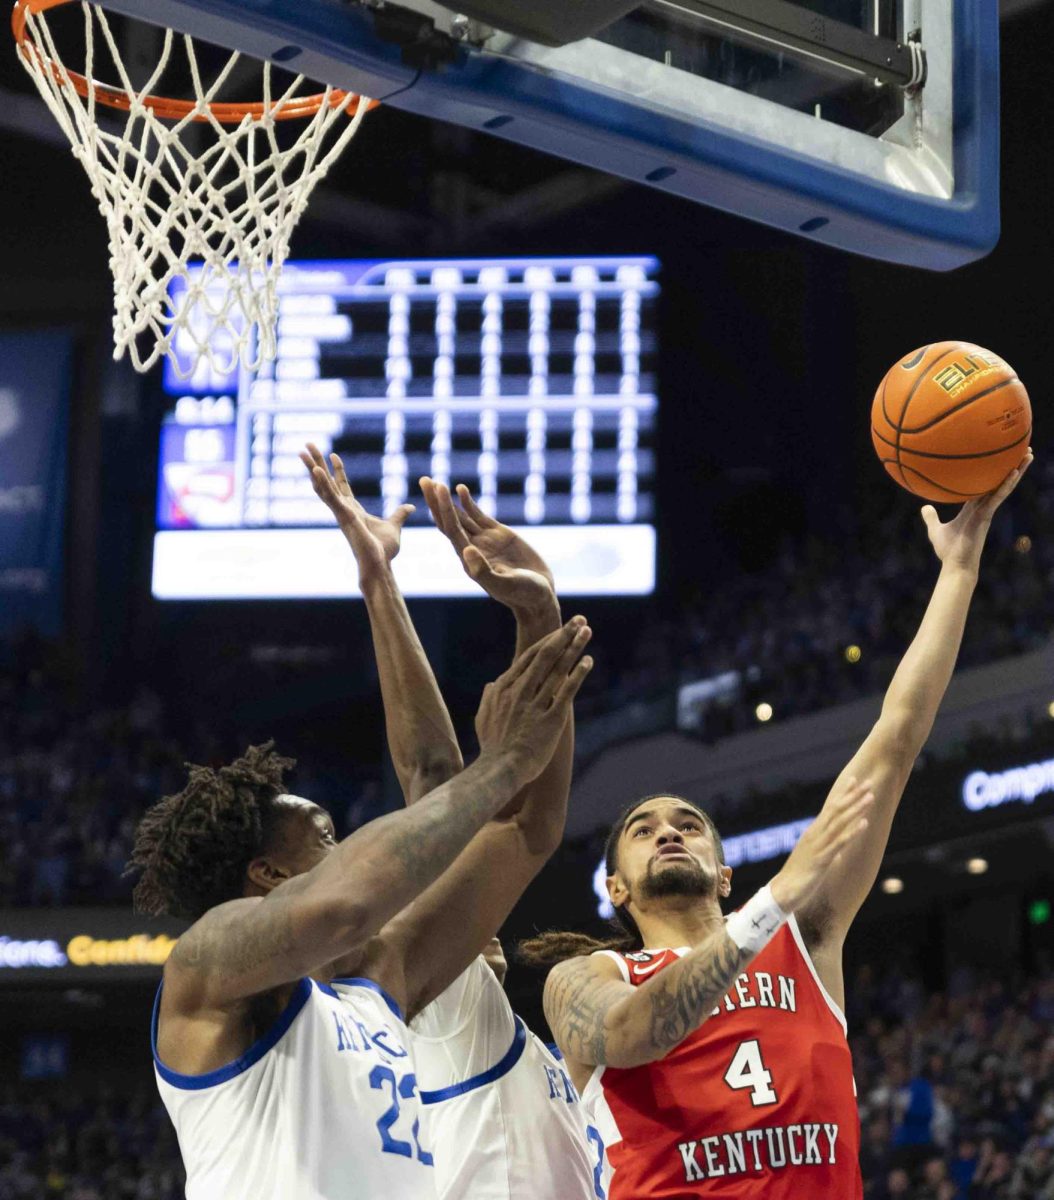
[871,342,1031,503]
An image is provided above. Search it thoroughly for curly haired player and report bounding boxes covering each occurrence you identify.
[524,454,1031,1200]
[128,449,594,1200]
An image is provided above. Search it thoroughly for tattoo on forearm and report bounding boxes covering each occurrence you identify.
[546,933,751,1066]
[645,934,751,1052]
[372,757,521,886]
[544,958,612,1066]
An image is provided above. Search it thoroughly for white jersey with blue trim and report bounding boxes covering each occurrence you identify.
[407,957,602,1200]
[154,976,436,1200]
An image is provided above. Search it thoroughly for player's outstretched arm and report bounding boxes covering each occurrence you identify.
[167,622,591,1011]
[358,482,582,1017]
[420,478,571,845]
[546,776,873,1073]
[797,451,1033,955]
[300,444,464,801]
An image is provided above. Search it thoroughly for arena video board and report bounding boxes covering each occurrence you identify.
[152,256,659,599]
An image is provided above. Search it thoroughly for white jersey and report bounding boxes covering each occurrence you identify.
[154,976,436,1200]
[409,956,602,1200]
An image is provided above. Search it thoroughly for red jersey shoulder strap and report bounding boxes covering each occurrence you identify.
[592,947,685,987]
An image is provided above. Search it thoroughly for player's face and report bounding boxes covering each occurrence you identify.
[609,798,729,911]
[271,795,339,876]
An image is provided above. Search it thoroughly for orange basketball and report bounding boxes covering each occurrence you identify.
[871,341,1031,503]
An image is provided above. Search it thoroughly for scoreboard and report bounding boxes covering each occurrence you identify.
[152,256,658,599]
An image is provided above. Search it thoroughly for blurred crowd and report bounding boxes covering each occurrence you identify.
[853,968,1054,1199]
[0,1086,183,1200]
[3,970,1053,1199]
[0,641,381,909]
[581,456,1053,738]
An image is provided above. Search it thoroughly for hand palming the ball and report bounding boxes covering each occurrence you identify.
[922,449,1033,573]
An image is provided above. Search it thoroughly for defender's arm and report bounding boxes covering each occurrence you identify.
[366,481,579,1014]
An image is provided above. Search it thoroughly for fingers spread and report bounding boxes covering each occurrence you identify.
[456,484,496,530]
[329,453,354,498]
[507,617,584,686]
[304,443,329,475]
[554,655,594,706]
[986,448,1033,508]
[433,482,472,553]
[522,619,591,699]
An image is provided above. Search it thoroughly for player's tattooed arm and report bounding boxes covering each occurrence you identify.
[167,623,591,1011]
[300,443,463,803]
[545,931,751,1070]
[797,452,1033,951]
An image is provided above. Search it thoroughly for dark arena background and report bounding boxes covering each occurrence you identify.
[1,2,1053,1198]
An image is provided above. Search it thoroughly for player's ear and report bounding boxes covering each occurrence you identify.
[607,871,629,909]
[718,865,732,898]
[245,856,291,895]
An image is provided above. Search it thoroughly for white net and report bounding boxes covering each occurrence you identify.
[15,2,372,378]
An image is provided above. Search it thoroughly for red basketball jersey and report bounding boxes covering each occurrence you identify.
[581,917,861,1199]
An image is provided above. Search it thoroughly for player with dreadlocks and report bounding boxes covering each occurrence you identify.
[128,446,594,1200]
[523,453,1031,1200]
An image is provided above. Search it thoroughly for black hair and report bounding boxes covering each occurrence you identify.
[127,741,295,921]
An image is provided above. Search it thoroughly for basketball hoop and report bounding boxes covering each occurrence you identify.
[12,0,376,377]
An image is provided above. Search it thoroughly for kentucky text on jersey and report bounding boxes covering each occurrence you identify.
[677,1122,840,1181]
[332,1005,409,1060]
[586,921,862,1199]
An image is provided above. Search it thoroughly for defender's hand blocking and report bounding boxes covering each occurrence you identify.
[301,443,415,577]
[419,477,557,614]
[476,618,593,785]
[922,449,1033,574]
[769,776,876,914]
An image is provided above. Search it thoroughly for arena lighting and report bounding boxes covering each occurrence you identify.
[961,757,1054,811]
[844,645,862,663]
[966,857,988,875]
[1048,702,1054,720]
[592,815,815,917]
[593,861,615,920]
[755,702,773,723]
[1028,899,1052,926]
[881,877,904,895]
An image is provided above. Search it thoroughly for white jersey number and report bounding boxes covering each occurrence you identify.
[723,1039,778,1106]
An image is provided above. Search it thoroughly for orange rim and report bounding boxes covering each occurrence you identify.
[12,0,378,122]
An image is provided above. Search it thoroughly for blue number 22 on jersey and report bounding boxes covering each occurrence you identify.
[369,1065,434,1166]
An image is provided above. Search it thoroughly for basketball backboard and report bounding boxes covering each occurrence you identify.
[63,0,998,269]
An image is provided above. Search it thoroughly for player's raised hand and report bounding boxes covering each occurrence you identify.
[922,449,1033,573]
[419,477,556,614]
[768,776,875,914]
[300,443,414,577]
[475,617,593,784]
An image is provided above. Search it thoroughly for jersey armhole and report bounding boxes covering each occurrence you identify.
[786,915,848,1035]
[409,956,494,1043]
[591,949,630,983]
[152,977,313,1091]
